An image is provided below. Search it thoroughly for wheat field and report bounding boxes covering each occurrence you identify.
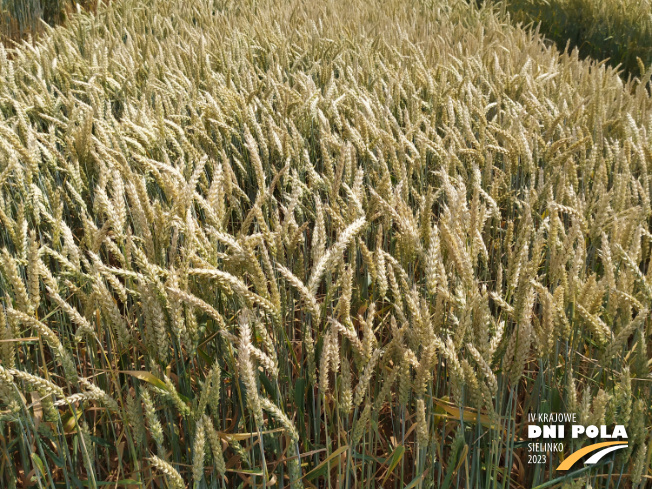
[0,0,650,488]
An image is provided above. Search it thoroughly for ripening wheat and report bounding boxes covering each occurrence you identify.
[0,0,650,488]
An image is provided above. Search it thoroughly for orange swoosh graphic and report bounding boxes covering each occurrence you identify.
[557,441,628,471]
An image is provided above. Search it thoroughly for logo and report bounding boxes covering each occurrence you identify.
[555,441,628,471]
[526,412,629,471]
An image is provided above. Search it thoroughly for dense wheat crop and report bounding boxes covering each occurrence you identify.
[0,0,650,488]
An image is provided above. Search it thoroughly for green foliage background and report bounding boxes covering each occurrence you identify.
[503,0,652,77]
